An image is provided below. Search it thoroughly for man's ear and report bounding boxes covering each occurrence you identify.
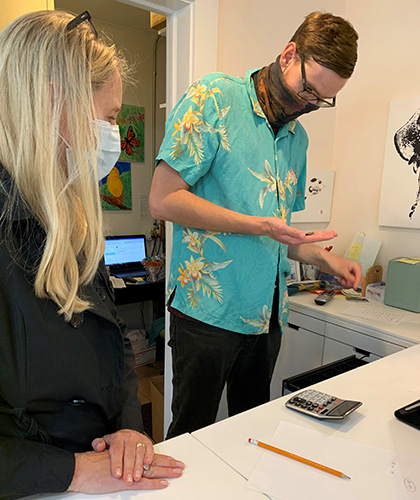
[279,42,298,70]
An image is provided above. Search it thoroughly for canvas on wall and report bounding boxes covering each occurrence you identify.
[117,104,144,163]
[291,168,335,223]
[100,161,132,211]
[379,96,420,228]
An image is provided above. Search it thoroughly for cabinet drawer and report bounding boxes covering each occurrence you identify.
[287,310,325,336]
[325,323,405,358]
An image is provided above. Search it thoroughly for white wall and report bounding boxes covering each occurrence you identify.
[95,19,166,240]
[217,0,420,278]
[330,0,420,274]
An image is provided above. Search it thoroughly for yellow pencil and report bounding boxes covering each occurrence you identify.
[248,438,350,479]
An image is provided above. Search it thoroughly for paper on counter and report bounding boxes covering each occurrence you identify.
[109,275,126,288]
[342,305,405,325]
[246,421,420,500]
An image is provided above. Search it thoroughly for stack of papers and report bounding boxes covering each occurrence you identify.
[247,422,420,500]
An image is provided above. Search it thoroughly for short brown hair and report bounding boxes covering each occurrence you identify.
[290,12,358,79]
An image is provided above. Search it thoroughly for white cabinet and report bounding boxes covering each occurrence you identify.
[323,323,404,364]
[270,311,325,399]
[323,338,380,365]
[270,296,416,400]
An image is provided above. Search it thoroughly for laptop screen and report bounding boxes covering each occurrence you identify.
[104,235,147,267]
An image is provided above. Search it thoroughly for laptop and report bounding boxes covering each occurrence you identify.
[104,234,147,278]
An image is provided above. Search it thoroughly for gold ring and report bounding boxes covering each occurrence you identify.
[136,442,145,448]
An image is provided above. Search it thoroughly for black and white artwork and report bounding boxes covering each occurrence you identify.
[291,168,334,223]
[379,96,420,228]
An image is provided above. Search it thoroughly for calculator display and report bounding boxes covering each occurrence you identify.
[328,401,361,417]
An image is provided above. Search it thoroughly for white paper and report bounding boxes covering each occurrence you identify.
[109,275,126,288]
[246,422,420,500]
[342,305,405,325]
[291,168,335,223]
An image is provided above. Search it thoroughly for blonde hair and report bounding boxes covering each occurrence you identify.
[0,10,127,320]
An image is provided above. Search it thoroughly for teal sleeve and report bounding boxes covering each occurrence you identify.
[156,79,224,187]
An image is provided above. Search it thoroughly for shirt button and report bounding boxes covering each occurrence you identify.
[70,312,84,328]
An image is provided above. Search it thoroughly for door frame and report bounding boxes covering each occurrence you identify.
[116,0,219,435]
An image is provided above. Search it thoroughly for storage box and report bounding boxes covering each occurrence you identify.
[126,329,156,368]
[149,375,164,443]
[366,281,386,303]
[384,258,420,313]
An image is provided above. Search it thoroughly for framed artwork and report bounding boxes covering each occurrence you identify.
[379,96,420,228]
[99,161,132,211]
[117,104,144,163]
[291,168,335,223]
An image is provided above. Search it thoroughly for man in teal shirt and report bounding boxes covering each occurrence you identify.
[150,12,362,438]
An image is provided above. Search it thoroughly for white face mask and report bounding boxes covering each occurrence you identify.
[95,119,121,181]
[64,120,121,182]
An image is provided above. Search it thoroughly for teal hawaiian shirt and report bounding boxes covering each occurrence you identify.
[156,69,308,334]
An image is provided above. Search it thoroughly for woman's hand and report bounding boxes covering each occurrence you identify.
[68,450,185,494]
[91,430,154,484]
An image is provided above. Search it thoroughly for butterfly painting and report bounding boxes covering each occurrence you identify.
[121,126,140,156]
[117,104,145,162]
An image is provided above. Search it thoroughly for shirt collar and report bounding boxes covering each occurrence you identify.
[245,68,297,136]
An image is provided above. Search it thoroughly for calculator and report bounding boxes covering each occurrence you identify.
[285,389,363,420]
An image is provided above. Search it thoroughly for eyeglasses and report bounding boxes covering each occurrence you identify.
[298,57,336,108]
[66,10,98,38]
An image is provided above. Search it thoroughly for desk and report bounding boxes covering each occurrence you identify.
[35,344,420,499]
[193,343,420,489]
[114,279,165,317]
[35,434,265,500]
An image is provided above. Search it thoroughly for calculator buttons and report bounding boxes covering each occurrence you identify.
[285,389,362,420]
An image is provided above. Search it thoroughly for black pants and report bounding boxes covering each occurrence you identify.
[166,309,282,439]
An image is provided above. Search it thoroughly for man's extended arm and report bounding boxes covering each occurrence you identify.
[149,161,337,247]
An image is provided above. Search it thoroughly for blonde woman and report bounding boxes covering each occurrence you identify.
[0,10,183,499]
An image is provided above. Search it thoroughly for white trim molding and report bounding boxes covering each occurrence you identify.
[114,0,194,16]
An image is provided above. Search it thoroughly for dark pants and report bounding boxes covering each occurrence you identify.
[166,310,282,439]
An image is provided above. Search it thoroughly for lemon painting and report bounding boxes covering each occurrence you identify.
[99,161,132,210]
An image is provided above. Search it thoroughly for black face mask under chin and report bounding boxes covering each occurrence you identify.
[253,55,319,129]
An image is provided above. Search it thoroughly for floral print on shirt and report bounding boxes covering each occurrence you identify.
[248,160,298,220]
[157,69,308,334]
[176,228,232,308]
[170,82,231,168]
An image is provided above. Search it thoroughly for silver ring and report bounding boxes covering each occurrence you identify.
[143,464,150,471]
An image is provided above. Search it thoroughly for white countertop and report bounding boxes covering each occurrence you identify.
[289,291,420,346]
[35,433,266,500]
[193,343,420,481]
